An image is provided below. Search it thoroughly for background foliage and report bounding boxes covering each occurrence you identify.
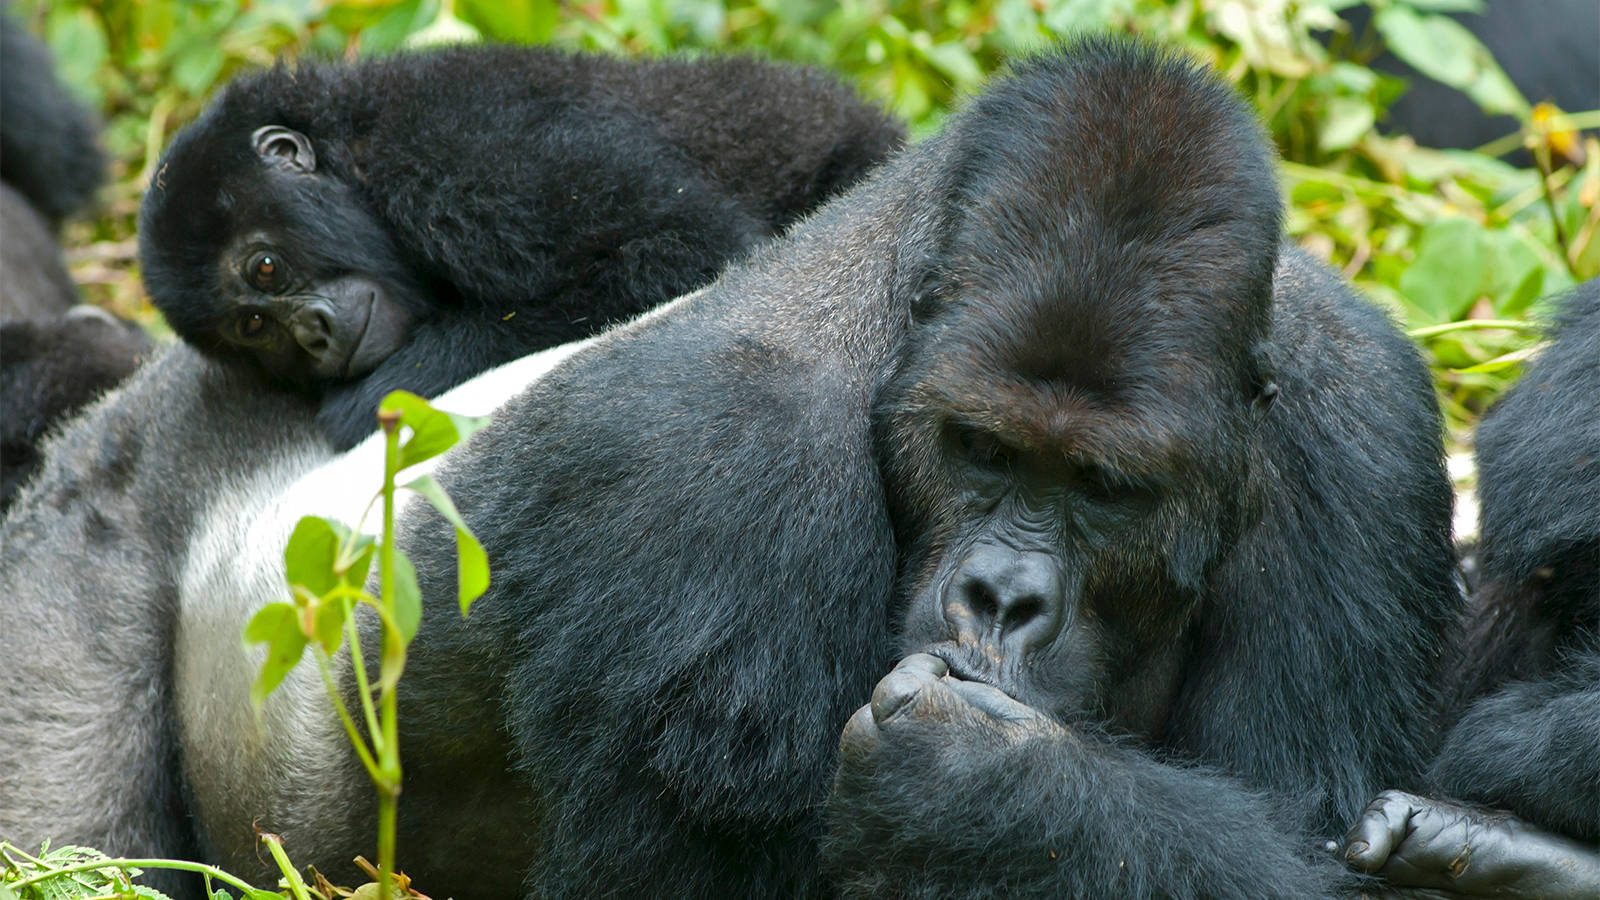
[10,0,1597,445]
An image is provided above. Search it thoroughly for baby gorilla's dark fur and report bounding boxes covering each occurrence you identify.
[1,309,152,511]
[140,46,902,448]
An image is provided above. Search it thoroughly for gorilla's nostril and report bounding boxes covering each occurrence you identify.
[1004,596,1044,631]
[963,579,1000,620]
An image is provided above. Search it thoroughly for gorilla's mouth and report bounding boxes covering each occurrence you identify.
[921,642,1012,695]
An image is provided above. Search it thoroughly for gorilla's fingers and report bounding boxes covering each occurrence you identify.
[838,703,882,761]
[944,677,1046,726]
[869,654,948,724]
[1342,789,1419,873]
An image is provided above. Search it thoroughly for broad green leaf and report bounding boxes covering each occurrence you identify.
[1398,217,1492,327]
[458,0,558,43]
[357,0,433,55]
[1374,7,1478,89]
[1375,7,1526,117]
[243,602,309,708]
[921,42,984,89]
[380,391,491,471]
[403,474,490,614]
[284,516,342,598]
[1320,95,1375,152]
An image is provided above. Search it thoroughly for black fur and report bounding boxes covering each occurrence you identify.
[0,344,324,899]
[378,39,1454,897]
[1436,278,1600,841]
[0,308,152,511]
[1337,280,1600,895]
[0,183,80,319]
[5,38,1458,900]
[0,6,103,228]
[138,46,902,449]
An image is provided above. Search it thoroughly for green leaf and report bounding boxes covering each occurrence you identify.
[357,0,434,55]
[458,0,558,42]
[44,9,109,108]
[1320,95,1375,152]
[284,517,341,598]
[243,602,309,708]
[402,474,490,614]
[1374,7,1526,117]
[312,596,351,655]
[380,391,491,472]
[388,550,422,646]
[1374,7,1478,88]
[920,42,983,89]
[1397,217,1495,327]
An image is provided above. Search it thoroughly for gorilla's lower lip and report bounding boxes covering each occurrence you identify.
[921,643,1007,692]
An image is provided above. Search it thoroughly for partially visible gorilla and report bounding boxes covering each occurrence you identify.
[0,7,104,319]
[139,46,903,449]
[0,308,152,511]
[1343,278,1600,898]
[4,39,1459,899]
[1337,0,1599,159]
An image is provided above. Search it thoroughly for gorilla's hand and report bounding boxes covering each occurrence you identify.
[838,653,1063,763]
[1340,790,1600,898]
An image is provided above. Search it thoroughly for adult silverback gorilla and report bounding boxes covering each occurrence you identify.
[140,47,902,449]
[1342,278,1600,898]
[6,38,1456,899]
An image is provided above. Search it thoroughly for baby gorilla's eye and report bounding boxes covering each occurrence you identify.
[234,311,272,343]
[247,252,288,293]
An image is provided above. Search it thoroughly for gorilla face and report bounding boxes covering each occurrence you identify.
[875,79,1278,734]
[143,124,421,390]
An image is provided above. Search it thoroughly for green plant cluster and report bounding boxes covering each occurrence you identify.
[10,0,1597,440]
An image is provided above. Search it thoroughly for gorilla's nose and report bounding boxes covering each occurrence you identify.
[289,302,336,359]
[943,545,1066,655]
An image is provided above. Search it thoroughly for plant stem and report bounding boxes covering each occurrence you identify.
[1,846,263,897]
[1408,319,1542,339]
[375,411,404,900]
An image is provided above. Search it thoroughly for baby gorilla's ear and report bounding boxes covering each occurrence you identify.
[251,126,316,174]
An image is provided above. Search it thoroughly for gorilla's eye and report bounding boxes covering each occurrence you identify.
[235,311,271,343]
[247,252,288,293]
[951,424,1013,469]
[1078,465,1157,507]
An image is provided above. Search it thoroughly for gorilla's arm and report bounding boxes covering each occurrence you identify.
[825,655,1343,900]
[1342,790,1600,899]
[1428,649,1600,843]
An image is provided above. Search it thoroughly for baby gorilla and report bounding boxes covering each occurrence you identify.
[140,46,902,448]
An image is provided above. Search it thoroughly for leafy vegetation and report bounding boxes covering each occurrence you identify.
[12,0,1594,443]
[10,0,1596,435]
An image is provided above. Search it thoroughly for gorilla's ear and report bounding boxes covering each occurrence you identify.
[1249,340,1279,414]
[251,126,316,174]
